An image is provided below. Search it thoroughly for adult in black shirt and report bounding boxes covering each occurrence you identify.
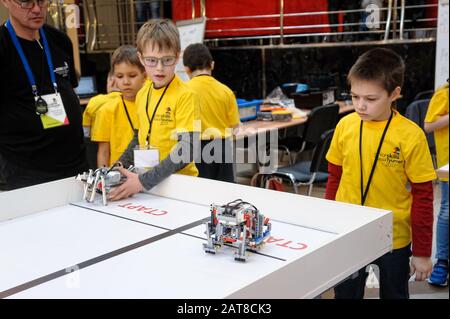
[0,0,87,190]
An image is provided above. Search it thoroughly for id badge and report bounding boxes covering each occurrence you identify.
[38,93,69,129]
[134,145,160,172]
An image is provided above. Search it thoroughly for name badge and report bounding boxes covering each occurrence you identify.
[38,93,69,129]
[134,145,160,172]
[83,126,91,138]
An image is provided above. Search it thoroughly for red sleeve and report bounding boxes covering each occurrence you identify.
[325,162,342,200]
[410,181,434,257]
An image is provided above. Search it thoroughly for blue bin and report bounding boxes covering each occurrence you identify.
[281,83,309,96]
[237,99,264,122]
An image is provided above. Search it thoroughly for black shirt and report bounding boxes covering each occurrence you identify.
[0,24,86,173]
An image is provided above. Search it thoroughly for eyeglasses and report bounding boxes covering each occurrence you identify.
[141,56,177,67]
[12,0,49,9]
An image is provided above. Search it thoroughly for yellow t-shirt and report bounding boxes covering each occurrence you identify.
[326,111,436,250]
[82,92,121,130]
[425,84,449,181]
[136,76,200,177]
[91,95,139,166]
[186,75,240,139]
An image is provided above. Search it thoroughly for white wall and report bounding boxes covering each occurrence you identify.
[435,0,449,89]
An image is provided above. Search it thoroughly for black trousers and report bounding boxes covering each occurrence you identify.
[196,138,235,183]
[334,244,412,299]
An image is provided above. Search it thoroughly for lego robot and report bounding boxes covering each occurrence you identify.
[203,199,272,262]
[76,163,134,205]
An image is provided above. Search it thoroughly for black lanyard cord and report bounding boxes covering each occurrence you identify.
[359,110,394,206]
[145,80,172,144]
[121,96,134,131]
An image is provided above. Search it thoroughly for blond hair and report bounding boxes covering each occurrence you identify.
[136,19,180,55]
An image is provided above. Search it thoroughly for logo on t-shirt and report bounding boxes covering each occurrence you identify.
[54,62,69,78]
[155,106,173,125]
[393,147,400,156]
[379,146,403,167]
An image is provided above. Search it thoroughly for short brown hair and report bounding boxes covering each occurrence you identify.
[111,45,145,73]
[348,48,405,94]
[183,43,213,71]
[136,19,180,55]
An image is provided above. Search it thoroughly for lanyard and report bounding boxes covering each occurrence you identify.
[121,96,134,131]
[145,80,172,144]
[359,110,394,206]
[6,20,58,97]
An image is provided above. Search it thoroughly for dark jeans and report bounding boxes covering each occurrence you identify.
[197,138,235,183]
[334,244,412,299]
[135,0,160,30]
[0,152,88,191]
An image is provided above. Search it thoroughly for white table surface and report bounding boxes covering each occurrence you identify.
[0,176,392,299]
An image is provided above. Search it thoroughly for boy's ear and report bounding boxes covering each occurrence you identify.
[211,61,215,71]
[390,86,402,101]
[137,52,145,67]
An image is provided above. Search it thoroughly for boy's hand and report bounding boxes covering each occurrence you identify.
[108,166,144,201]
[410,256,432,281]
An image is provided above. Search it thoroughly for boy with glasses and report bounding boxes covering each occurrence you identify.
[0,0,87,190]
[108,19,200,201]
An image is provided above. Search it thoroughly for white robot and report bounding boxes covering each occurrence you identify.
[203,199,272,262]
[76,164,134,205]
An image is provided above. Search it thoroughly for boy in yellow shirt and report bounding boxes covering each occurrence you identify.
[91,45,146,167]
[424,82,449,287]
[325,48,436,298]
[183,43,240,183]
[108,19,200,201]
[82,71,121,168]
[82,70,120,139]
